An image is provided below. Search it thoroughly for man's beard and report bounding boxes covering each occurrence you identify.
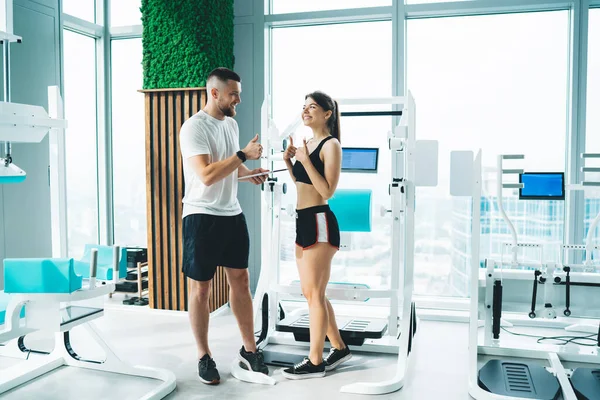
[219,103,235,117]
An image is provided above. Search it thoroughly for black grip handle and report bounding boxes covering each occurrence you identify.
[492,280,503,339]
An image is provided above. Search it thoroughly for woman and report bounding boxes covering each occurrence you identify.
[280,91,352,379]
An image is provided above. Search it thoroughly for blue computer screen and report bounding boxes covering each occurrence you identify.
[519,173,564,200]
[342,148,378,172]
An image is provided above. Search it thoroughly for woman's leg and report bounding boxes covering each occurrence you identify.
[296,243,337,365]
[325,298,346,350]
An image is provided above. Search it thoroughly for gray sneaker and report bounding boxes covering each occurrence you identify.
[198,354,220,384]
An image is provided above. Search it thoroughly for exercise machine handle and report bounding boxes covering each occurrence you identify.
[88,249,98,290]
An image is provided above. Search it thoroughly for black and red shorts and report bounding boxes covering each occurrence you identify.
[295,205,340,250]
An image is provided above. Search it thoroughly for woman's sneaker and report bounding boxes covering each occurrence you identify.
[324,346,352,371]
[198,354,220,385]
[282,357,326,380]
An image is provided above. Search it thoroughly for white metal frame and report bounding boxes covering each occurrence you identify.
[231,94,425,395]
[468,153,600,400]
[0,248,176,399]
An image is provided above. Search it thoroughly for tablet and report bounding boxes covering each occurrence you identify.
[238,168,287,180]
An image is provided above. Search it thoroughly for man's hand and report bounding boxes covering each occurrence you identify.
[283,136,297,161]
[242,134,263,160]
[244,168,269,185]
[295,138,309,164]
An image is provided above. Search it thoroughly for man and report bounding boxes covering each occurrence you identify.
[179,67,269,385]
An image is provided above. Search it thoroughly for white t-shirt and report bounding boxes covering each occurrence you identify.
[179,110,242,217]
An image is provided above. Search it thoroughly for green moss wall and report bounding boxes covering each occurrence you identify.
[141,0,234,89]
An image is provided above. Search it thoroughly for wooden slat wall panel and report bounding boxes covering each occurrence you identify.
[142,88,230,312]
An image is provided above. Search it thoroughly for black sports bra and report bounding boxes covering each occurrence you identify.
[292,136,335,185]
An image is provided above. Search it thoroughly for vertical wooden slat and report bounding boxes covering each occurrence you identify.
[192,91,199,115]
[145,93,155,309]
[160,93,170,308]
[223,269,227,308]
[168,92,177,311]
[219,269,223,310]
[176,93,185,311]
[152,93,162,309]
[221,269,224,308]
[183,91,191,312]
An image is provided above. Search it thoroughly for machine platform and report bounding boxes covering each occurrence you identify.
[478,359,560,400]
[570,368,600,400]
[277,314,388,346]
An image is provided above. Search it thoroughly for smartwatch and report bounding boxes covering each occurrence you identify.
[236,150,247,162]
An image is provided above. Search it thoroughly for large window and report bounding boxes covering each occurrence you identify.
[584,8,600,249]
[271,0,390,14]
[271,21,392,293]
[63,30,99,258]
[110,0,141,27]
[111,38,146,247]
[407,11,569,296]
[62,0,96,23]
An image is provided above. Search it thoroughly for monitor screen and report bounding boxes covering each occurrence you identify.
[519,172,565,200]
[342,148,378,172]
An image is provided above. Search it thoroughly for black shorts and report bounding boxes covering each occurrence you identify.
[182,213,249,282]
[295,205,340,250]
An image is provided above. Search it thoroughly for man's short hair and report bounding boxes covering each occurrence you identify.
[206,68,241,87]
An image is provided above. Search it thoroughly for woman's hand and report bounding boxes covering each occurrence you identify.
[295,138,310,164]
[283,136,297,161]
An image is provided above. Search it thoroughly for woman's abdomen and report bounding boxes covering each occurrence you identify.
[295,183,327,209]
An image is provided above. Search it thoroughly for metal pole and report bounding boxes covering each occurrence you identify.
[2,37,11,166]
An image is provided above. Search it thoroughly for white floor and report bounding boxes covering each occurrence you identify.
[0,298,472,399]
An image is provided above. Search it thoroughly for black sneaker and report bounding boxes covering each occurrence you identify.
[198,354,220,385]
[324,346,352,371]
[238,346,269,375]
[282,357,326,380]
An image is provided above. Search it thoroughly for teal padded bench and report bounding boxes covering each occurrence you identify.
[73,244,127,281]
[3,258,83,294]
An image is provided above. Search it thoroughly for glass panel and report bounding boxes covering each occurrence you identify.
[62,0,95,23]
[111,38,146,247]
[407,11,569,296]
[63,30,99,258]
[271,0,390,14]
[271,22,392,294]
[584,8,600,258]
[111,0,142,26]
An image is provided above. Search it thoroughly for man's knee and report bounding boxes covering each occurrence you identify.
[188,279,212,303]
[226,269,250,292]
